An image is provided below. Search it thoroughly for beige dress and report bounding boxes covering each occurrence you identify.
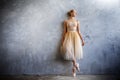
[60,20,83,60]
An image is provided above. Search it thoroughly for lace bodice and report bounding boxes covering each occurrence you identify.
[67,21,78,32]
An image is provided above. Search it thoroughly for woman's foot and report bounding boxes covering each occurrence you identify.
[73,72,76,77]
[75,63,80,72]
[72,67,76,77]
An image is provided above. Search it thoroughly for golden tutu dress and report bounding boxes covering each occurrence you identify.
[60,20,83,60]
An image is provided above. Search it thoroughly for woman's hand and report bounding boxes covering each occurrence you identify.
[82,41,85,46]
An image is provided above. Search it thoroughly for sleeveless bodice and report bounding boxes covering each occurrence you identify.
[67,21,77,32]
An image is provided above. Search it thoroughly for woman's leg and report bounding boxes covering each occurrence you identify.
[72,57,80,72]
[72,57,77,77]
[72,55,80,76]
[72,57,77,67]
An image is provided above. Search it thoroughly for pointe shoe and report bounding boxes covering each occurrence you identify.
[75,63,80,72]
[73,72,76,77]
[72,67,76,77]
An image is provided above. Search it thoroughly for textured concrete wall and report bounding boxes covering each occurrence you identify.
[0,0,120,75]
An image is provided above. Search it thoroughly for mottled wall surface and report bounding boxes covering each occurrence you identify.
[0,0,120,75]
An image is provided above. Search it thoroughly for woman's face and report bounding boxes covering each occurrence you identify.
[70,10,77,17]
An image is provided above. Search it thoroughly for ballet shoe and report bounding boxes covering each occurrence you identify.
[75,63,80,72]
[72,67,76,77]
[73,72,76,77]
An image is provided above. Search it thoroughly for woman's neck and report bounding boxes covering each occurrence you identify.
[69,16,75,20]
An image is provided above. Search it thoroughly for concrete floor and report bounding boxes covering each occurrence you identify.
[0,75,120,80]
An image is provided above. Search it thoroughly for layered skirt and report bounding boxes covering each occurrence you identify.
[60,31,83,60]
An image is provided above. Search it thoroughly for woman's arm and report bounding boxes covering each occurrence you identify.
[77,20,85,46]
[61,20,67,45]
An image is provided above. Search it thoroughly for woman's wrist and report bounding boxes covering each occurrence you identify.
[81,38,84,43]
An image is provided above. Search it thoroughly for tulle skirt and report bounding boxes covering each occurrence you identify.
[60,31,83,60]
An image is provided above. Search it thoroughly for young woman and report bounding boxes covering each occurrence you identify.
[61,9,85,77]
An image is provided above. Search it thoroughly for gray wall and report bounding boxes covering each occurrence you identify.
[0,0,120,75]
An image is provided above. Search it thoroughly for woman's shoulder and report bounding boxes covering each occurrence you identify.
[76,19,80,22]
[63,20,68,26]
[63,19,68,23]
[76,19,80,24]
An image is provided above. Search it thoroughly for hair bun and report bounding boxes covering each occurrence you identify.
[67,11,71,16]
[67,9,75,16]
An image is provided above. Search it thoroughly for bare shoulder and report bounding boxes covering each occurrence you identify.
[76,20,80,24]
[64,20,68,23]
[63,20,68,26]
